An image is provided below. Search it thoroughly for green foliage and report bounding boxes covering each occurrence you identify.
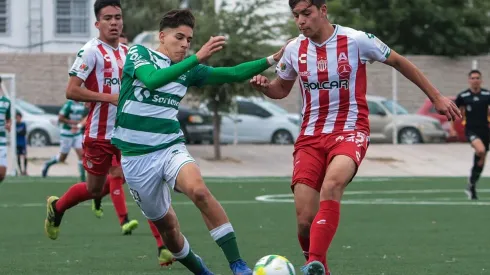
[282,0,490,57]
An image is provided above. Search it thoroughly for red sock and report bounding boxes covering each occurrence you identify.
[55,182,94,212]
[109,175,128,225]
[298,234,310,260]
[147,220,164,248]
[308,200,340,272]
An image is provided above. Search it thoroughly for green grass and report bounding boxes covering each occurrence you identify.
[0,176,489,275]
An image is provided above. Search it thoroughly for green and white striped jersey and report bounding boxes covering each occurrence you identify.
[59,100,87,137]
[0,96,11,146]
[112,44,211,156]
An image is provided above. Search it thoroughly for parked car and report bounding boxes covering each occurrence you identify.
[178,105,214,144]
[367,95,446,144]
[201,96,300,144]
[14,99,60,146]
[416,97,490,142]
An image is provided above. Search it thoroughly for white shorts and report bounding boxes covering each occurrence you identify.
[60,135,83,154]
[121,143,195,221]
[0,146,7,167]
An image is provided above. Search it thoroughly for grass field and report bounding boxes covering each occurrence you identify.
[0,176,489,275]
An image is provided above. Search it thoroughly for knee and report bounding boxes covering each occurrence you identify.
[189,185,213,205]
[320,178,346,200]
[476,150,486,159]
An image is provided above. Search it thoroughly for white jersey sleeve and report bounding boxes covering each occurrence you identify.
[355,31,391,64]
[69,46,97,81]
[275,42,297,81]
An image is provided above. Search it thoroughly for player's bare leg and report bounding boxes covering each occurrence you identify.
[467,138,486,199]
[75,148,85,182]
[302,155,357,275]
[152,206,212,274]
[0,165,6,183]
[293,184,319,260]
[176,163,253,275]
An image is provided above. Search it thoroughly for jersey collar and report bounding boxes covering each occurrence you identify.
[96,38,121,51]
[307,24,339,47]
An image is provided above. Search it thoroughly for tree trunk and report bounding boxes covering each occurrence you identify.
[212,101,221,160]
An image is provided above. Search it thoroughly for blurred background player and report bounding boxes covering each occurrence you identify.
[42,99,87,182]
[250,0,461,274]
[15,112,27,176]
[0,76,10,183]
[451,70,490,200]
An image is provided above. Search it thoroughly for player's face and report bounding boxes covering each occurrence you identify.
[469,73,482,89]
[159,25,193,63]
[95,6,123,43]
[291,1,327,38]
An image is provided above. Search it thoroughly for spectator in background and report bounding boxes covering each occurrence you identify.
[119,33,128,45]
[16,112,27,175]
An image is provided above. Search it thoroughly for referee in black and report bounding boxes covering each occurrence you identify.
[452,70,490,200]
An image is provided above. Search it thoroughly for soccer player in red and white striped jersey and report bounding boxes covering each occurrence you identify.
[250,1,461,274]
[43,0,173,266]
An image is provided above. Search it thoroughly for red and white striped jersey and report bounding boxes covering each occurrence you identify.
[69,38,128,142]
[276,25,391,143]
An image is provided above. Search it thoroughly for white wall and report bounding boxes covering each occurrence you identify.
[0,0,98,53]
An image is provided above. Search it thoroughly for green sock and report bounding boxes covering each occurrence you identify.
[46,156,58,167]
[216,231,241,263]
[174,237,204,274]
[78,162,86,182]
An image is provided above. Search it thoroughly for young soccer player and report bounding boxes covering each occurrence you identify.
[111,9,286,275]
[15,112,28,175]
[42,99,87,181]
[0,77,10,183]
[249,1,461,274]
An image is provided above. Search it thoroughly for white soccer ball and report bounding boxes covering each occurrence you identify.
[253,255,296,275]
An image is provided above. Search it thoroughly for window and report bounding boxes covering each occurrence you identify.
[367,101,385,116]
[56,0,89,35]
[0,0,8,34]
[237,101,271,118]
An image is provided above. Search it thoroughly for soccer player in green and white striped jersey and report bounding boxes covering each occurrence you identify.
[0,78,10,183]
[42,100,87,182]
[111,9,285,275]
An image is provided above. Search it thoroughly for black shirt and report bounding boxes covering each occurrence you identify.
[455,88,490,130]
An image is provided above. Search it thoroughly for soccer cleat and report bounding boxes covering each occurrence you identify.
[465,183,478,200]
[44,196,63,240]
[121,219,139,235]
[158,246,175,266]
[300,261,326,275]
[230,259,252,275]
[91,200,104,218]
[196,255,214,275]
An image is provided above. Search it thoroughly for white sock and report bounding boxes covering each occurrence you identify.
[210,222,234,241]
[172,235,190,260]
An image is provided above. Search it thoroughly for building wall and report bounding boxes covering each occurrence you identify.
[0,0,98,53]
[0,53,489,112]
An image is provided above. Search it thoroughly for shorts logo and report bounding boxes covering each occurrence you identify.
[86,160,93,169]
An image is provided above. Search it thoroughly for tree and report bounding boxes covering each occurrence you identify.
[283,0,490,57]
[188,0,281,160]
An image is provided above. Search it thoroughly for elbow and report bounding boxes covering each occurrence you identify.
[66,87,74,100]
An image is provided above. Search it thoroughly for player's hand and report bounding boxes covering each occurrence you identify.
[272,38,294,62]
[109,94,119,106]
[249,75,270,93]
[71,125,79,133]
[195,36,226,63]
[448,128,458,137]
[433,95,461,121]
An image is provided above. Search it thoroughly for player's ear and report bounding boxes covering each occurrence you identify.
[95,20,100,30]
[159,31,166,44]
[320,4,327,17]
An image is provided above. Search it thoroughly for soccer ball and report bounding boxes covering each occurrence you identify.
[253,255,296,275]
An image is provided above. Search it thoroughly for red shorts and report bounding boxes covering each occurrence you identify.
[292,131,369,192]
[82,139,121,176]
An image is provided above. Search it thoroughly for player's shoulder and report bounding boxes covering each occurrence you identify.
[120,43,129,51]
[481,88,490,96]
[284,34,308,53]
[0,96,10,103]
[336,25,373,41]
[458,89,471,97]
[128,43,148,53]
[75,38,100,57]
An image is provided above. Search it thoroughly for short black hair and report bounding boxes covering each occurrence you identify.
[16,112,22,118]
[468,70,482,77]
[159,9,195,31]
[289,0,326,9]
[94,0,121,20]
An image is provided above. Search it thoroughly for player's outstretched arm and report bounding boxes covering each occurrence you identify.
[384,51,461,121]
[66,76,118,105]
[250,75,295,100]
[133,36,226,90]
